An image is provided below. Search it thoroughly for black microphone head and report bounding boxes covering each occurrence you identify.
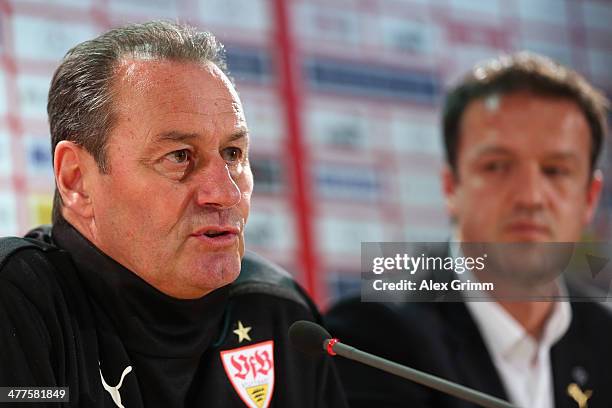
[289,320,332,356]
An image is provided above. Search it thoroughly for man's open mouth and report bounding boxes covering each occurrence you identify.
[203,230,231,238]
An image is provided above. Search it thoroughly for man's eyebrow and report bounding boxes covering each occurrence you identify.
[543,151,580,162]
[152,128,249,144]
[472,146,581,162]
[472,145,514,157]
[227,128,249,142]
[153,131,199,143]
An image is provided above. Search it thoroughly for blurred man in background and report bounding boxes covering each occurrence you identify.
[327,52,612,408]
[0,21,346,408]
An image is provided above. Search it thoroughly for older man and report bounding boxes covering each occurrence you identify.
[326,52,612,408]
[0,21,346,408]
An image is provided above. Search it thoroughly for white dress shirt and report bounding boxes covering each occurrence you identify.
[464,280,571,408]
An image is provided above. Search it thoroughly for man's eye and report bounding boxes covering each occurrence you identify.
[542,166,569,177]
[222,147,242,163]
[167,149,191,164]
[483,161,510,173]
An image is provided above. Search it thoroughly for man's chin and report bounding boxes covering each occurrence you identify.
[192,252,242,289]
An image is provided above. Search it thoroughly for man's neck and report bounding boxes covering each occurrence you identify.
[470,268,558,340]
[497,301,554,340]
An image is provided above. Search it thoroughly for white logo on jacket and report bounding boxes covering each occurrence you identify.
[220,341,275,408]
[99,364,133,408]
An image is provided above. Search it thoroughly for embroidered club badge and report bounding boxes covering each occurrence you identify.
[220,340,275,408]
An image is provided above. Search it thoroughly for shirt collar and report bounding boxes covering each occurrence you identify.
[451,240,572,358]
[467,297,571,360]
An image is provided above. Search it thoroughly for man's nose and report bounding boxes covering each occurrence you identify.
[512,163,544,211]
[195,156,242,209]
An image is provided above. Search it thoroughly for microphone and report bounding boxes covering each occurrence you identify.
[289,320,516,408]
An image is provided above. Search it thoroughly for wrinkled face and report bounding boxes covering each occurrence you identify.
[89,60,253,298]
[445,90,601,244]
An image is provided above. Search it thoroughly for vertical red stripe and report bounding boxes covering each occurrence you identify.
[272,0,324,305]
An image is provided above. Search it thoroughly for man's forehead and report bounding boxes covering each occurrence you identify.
[111,58,244,114]
[458,91,591,159]
[114,58,238,98]
[462,130,588,157]
[461,92,587,136]
[115,57,215,81]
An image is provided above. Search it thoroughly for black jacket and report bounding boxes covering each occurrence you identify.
[0,222,347,408]
[326,295,612,408]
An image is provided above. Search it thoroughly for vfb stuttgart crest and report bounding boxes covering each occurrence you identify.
[221,340,275,408]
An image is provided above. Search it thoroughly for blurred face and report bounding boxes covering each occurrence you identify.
[444,90,601,244]
[88,59,253,298]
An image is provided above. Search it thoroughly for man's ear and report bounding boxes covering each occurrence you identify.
[442,165,458,218]
[584,169,603,225]
[54,141,97,220]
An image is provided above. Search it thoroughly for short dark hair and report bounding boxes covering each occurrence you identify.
[48,20,229,223]
[442,51,609,175]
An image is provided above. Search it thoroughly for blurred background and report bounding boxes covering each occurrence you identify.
[0,0,611,308]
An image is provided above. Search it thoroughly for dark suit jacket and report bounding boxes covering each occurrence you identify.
[325,296,612,407]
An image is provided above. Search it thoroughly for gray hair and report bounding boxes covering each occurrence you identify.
[49,20,229,223]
